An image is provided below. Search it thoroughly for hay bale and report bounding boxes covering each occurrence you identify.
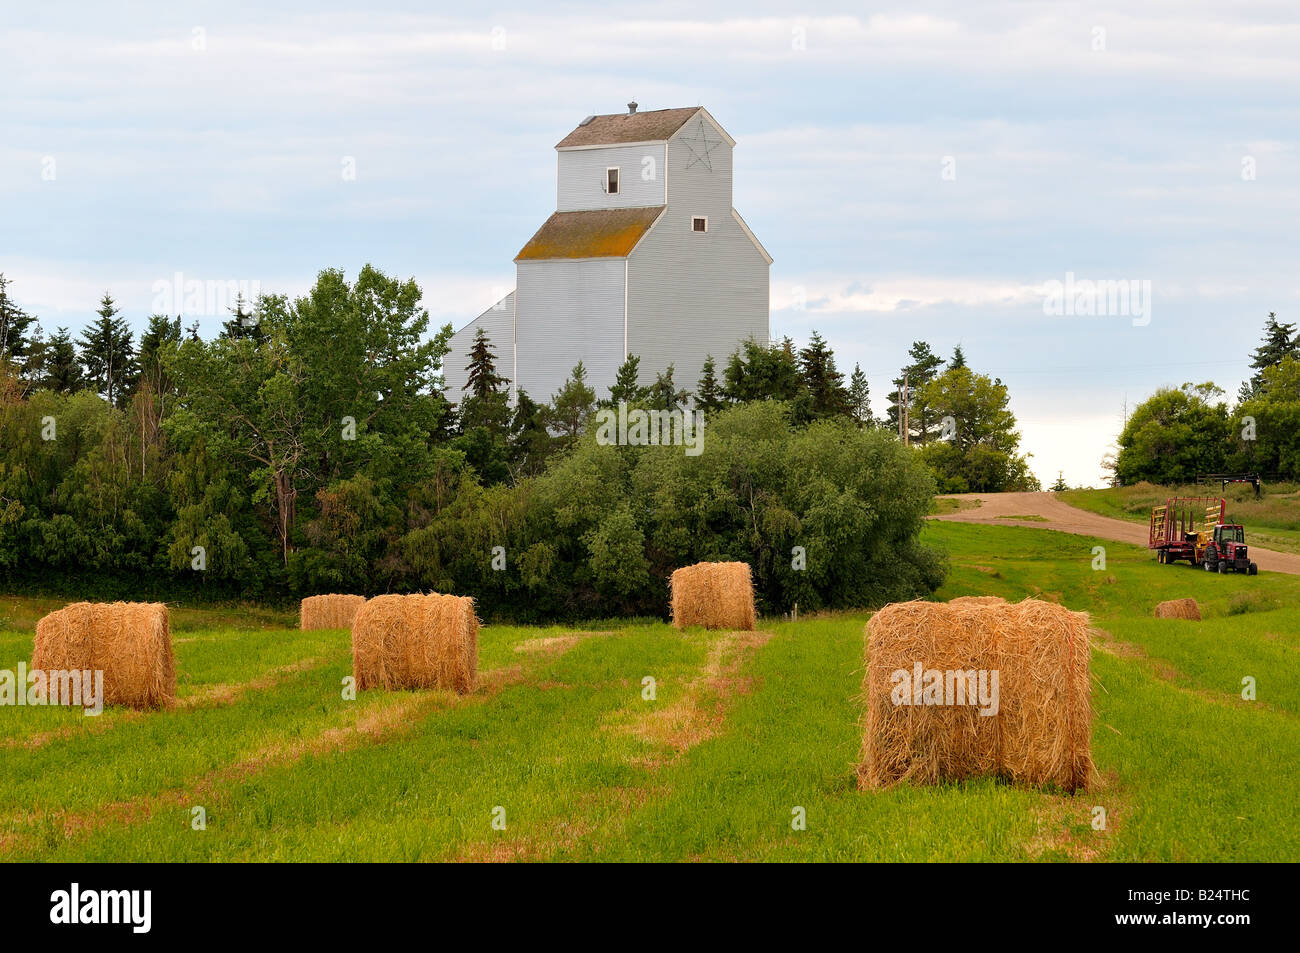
[858,598,1093,793]
[351,594,477,693]
[1154,598,1200,620]
[948,595,1006,607]
[32,602,175,710]
[669,561,756,631]
[300,594,367,630]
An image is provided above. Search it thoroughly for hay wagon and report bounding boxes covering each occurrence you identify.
[1148,497,1257,574]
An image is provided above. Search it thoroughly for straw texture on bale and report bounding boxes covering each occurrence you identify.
[669,561,756,631]
[32,602,175,710]
[351,594,477,693]
[858,598,1093,793]
[300,594,367,630]
[1154,598,1201,620]
[948,595,1007,607]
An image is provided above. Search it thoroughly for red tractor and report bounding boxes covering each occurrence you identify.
[1149,497,1258,575]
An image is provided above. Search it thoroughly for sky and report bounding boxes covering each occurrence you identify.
[3,0,1298,487]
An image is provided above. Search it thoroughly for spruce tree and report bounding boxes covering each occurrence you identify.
[848,363,871,426]
[648,364,690,411]
[463,327,507,400]
[77,293,137,406]
[606,354,645,407]
[1242,312,1297,398]
[509,389,551,477]
[0,273,35,368]
[22,323,48,385]
[722,348,749,402]
[695,354,725,416]
[45,328,83,393]
[548,361,597,447]
[455,328,512,482]
[222,294,265,342]
[723,338,802,403]
[797,330,849,420]
[950,344,967,369]
[138,314,182,395]
[886,341,946,443]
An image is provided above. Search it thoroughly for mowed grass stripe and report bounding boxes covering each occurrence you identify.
[0,623,542,847]
[0,620,536,757]
[171,628,349,698]
[0,656,358,828]
[467,628,775,861]
[18,625,708,861]
[0,627,349,747]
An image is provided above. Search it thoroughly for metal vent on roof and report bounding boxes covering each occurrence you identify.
[578,115,596,126]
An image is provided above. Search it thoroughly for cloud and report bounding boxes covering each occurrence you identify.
[771,277,1043,314]
[3,1,1298,486]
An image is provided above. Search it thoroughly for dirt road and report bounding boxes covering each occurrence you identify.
[932,491,1300,576]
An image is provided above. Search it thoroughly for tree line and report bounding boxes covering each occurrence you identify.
[453,327,1036,494]
[0,265,1041,615]
[1112,313,1300,485]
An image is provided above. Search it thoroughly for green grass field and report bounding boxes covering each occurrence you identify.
[1061,481,1300,554]
[2,519,1298,862]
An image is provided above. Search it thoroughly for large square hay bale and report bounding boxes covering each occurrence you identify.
[858,598,1093,793]
[351,594,477,693]
[300,594,367,630]
[32,602,175,710]
[1154,598,1200,620]
[669,561,756,631]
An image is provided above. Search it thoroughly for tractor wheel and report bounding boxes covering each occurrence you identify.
[1204,558,1214,572]
[1218,561,1228,574]
[1249,562,1258,576]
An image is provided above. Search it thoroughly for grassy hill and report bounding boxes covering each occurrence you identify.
[1061,481,1300,555]
[1,520,1298,861]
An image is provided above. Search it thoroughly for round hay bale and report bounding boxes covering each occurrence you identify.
[948,595,1006,607]
[300,594,367,630]
[32,602,175,710]
[669,561,756,631]
[858,598,1093,793]
[351,594,477,694]
[1154,598,1200,620]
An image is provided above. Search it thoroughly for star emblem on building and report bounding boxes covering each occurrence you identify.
[680,119,724,171]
